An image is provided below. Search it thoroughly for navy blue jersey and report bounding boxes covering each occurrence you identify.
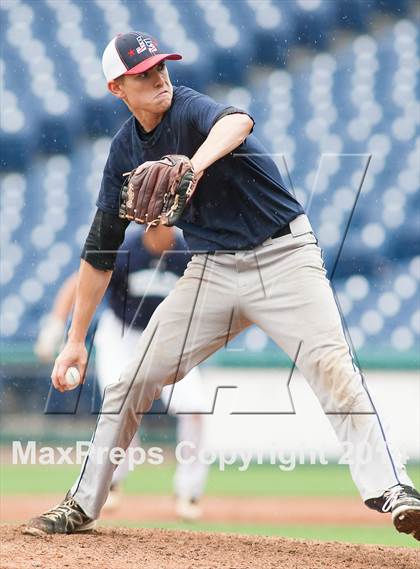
[97,86,304,251]
[107,230,190,330]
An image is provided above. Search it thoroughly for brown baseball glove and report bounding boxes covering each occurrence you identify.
[119,155,197,228]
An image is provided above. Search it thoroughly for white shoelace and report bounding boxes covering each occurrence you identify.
[43,499,78,521]
[382,485,404,513]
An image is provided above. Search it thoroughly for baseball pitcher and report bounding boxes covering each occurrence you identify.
[25,31,420,540]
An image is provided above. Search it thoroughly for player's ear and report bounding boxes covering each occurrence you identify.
[107,78,125,99]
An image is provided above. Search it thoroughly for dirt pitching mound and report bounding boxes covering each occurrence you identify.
[1,525,419,569]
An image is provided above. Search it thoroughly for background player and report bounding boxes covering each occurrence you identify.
[35,224,209,521]
[25,31,420,540]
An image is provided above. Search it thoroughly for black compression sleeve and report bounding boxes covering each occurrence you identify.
[81,209,130,271]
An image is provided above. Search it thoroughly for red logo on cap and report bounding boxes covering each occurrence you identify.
[128,49,135,56]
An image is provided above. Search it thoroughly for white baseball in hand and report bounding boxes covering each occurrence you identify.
[64,366,81,391]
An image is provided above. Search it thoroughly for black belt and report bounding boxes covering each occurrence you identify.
[207,224,291,255]
[271,224,291,239]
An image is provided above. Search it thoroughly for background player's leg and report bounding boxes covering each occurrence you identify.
[173,414,208,520]
[243,231,413,503]
[160,368,209,519]
[71,255,249,519]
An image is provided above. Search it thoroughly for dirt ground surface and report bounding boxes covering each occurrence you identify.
[1,525,419,569]
[1,494,389,526]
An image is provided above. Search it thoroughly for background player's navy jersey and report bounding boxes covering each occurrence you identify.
[97,86,304,252]
[107,231,191,330]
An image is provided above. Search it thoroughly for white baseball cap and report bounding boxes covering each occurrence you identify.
[102,31,182,82]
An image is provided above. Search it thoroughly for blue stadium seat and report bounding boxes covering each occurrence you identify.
[0,2,418,362]
[292,1,338,50]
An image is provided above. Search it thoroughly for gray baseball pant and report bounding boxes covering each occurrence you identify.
[71,215,412,519]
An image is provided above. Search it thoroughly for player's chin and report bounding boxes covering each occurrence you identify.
[153,94,172,110]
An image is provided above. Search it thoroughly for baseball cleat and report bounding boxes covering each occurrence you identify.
[382,485,420,541]
[175,497,202,522]
[23,492,96,536]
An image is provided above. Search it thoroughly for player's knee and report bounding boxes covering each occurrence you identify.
[111,349,189,415]
[307,344,364,406]
[309,343,351,379]
[100,365,160,412]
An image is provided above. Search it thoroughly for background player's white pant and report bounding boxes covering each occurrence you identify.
[94,309,209,500]
[72,216,413,519]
